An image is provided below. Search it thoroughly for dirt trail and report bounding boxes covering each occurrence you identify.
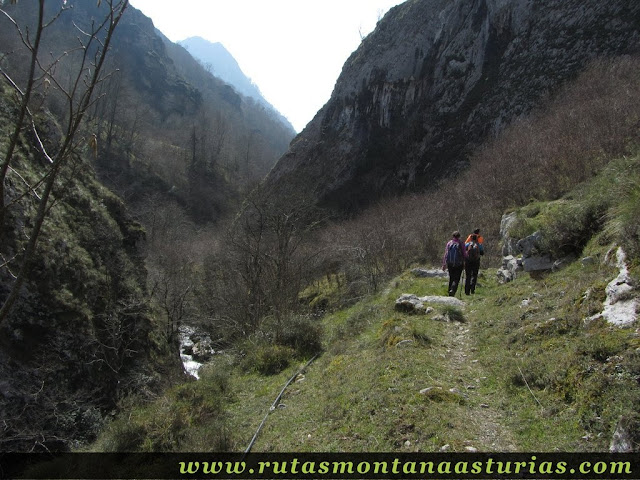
[441,316,518,451]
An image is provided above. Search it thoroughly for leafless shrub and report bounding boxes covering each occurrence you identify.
[450,55,640,251]
[198,195,325,341]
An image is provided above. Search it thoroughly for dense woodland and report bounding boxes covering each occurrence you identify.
[0,0,639,453]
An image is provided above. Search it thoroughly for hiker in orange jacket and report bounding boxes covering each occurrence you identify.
[464,229,484,295]
[465,228,484,247]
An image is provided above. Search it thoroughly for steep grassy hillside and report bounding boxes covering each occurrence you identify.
[227,158,639,452]
[238,154,639,452]
[93,153,639,452]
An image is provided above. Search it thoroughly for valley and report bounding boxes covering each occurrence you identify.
[0,0,638,458]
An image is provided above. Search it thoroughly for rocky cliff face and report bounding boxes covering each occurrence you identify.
[263,0,640,214]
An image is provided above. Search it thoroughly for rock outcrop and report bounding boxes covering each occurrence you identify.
[610,415,640,452]
[516,232,555,273]
[497,255,522,284]
[496,218,565,282]
[261,0,640,214]
[590,247,638,327]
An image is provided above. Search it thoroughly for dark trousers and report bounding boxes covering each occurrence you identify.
[465,260,480,295]
[447,264,463,296]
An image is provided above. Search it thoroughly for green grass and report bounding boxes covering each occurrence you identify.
[508,153,640,260]
[221,230,639,452]
[469,258,639,451]
[91,251,638,452]
[226,273,509,452]
[91,359,234,452]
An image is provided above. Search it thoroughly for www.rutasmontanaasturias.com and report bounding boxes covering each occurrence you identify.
[177,455,633,478]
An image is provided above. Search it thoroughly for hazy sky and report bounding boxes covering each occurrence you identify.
[128,0,405,132]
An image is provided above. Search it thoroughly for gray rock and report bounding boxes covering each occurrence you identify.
[500,212,518,237]
[591,247,638,326]
[517,231,544,257]
[449,388,467,399]
[500,212,519,256]
[419,387,441,395]
[497,255,522,283]
[499,230,557,272]
[522,254,555,272]
[395,294,428,314]
[610,417,636,453]
[553,254,577,271]
[412,268,448,278]
[420,295,465,308]
[192,341,215,362]
[581,256,596,267]
[497,268,513,284]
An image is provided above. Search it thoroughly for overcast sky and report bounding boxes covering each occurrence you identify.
[128,0,405,132]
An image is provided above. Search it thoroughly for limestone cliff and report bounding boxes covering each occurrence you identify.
[263,0,640,213]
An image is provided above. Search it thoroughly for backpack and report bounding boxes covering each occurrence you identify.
[446,241,463,267]
[467,241,480,261]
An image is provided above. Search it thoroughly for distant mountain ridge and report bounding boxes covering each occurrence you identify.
[179,37,261,102]
[180,36,295,132]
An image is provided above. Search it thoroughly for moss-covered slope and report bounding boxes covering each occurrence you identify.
[0,86,173,451]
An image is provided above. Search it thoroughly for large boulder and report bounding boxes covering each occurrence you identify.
[499,212,576,276]
[516,231,544,257]
[515,231,555,272]
[522,254,555,273]
[395,294,465,314]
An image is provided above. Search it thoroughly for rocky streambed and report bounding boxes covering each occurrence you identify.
[178,325,219,379]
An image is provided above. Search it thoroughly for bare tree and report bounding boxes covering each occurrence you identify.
[211,196,322,338]
[0,0,130,325]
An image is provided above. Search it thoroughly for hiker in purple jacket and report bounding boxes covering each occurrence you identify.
[442,231,467,296]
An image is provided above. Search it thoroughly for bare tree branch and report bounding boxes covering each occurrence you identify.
[0,0,131,325]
